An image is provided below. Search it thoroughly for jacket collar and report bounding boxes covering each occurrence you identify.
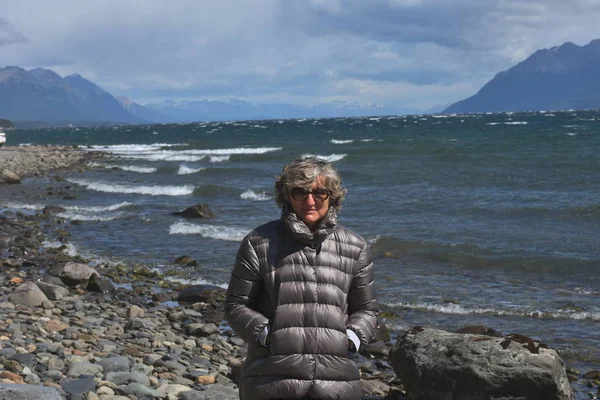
[281,204,337,248]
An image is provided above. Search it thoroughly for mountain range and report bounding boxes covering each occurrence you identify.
[0,66,415,126]
[1,38,600,125]
[445,39,600,113]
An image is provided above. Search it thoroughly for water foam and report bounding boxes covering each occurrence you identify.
[64,202,133,212]
[42,240,79,257]
[56,212,123,222]
[177,165,206,175]
[0,202,44,211]
[118,152,207,162]
[384,301,600,321]
[330,139,354,144]
[168,221,248,241]
[92,163,157,173]
[241,189,271,201]
[301,153,347,162]
[209,155,230,163]
[68,178,194,196]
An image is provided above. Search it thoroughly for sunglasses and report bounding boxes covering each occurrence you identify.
[290,187,330,202]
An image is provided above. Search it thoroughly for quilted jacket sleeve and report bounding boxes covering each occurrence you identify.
[346,241,378,346]
[224,235,269,343]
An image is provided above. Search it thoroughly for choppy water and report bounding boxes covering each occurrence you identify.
[2,111,599,396]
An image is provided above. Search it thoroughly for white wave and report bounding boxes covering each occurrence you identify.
[209,155,230,163]
[0,202,44,211]
[241,189,271,202]
[118,152,207,162]
[567,132,577,136]
[301,153,346,162]
[177,165,206,175]
[504,121,528,125]
[330,139,354,144]
[366,235,381,245]
[91,163,157,173]
[183,147,282,155]
[384,301,600,321]
[56,211,123,221]
[169,221,248,241]
[68,178,194,196]
[485,122,500,125]
[360,139,374,142]
[88,143,184,153]
[164,276,228,289]
[42,240,78,257]
[64,202,132,212]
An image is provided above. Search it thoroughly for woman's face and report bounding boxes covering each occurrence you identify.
[289,177,330,232]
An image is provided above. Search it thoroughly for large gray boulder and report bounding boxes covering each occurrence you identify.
[389,327,574,400]
[0,383,63,400]
[59,262,99,287]
[8,282,50,307]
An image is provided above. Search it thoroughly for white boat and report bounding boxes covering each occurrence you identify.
[0,130,5,147]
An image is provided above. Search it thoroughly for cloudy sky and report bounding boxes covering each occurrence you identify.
[1,0,600,111]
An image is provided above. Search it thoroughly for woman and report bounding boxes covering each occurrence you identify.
[224,157,378,400]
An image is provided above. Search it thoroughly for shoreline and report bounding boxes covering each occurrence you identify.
[0,145,104,184]
[0,156,401,399]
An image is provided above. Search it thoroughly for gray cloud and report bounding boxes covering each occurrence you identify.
[0,18,27,46]
[1,0,600,110]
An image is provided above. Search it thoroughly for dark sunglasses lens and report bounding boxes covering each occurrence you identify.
[313,189,329,200]
[291,188,307,201]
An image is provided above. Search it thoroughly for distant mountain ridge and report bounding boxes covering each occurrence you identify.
[0,66,142,124]
[445,39,600,113]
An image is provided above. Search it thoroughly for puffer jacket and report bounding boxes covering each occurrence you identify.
[224,206,378,400]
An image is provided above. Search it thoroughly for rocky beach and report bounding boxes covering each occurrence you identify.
[0,145,597,400]
[0,146,403,400]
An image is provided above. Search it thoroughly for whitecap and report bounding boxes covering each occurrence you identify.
[93,164,157,173]
[68,178,194,196]
[504,121,528,125]
[56,211,123,221]
[64,202,133,212]
[164,276,228,289]
[0,202,44,211]
[42,240,78,257]
[177,165,206,175]
[183,147,282,155]
[241,189,271,202]
[330,139,354,144]
[168,221,248,241]
[117,152,207,162]
[360,139,374,142]
[301,153,346,162]
[87,143,185,153]
[209,155,230,163]
[383,301,600,321]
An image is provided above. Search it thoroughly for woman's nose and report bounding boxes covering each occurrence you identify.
[305,194,316,205]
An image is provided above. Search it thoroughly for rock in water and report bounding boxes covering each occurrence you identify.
[171,203,215,218]
[389,327,574,400]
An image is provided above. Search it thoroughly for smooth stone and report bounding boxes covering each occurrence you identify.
[98,356,131,373]
[61,376,97,399]
[121,382,163,398]
[8,281,50,307]
[66,361,103,377]
[105,371,150,386]
[0,383,63,400]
